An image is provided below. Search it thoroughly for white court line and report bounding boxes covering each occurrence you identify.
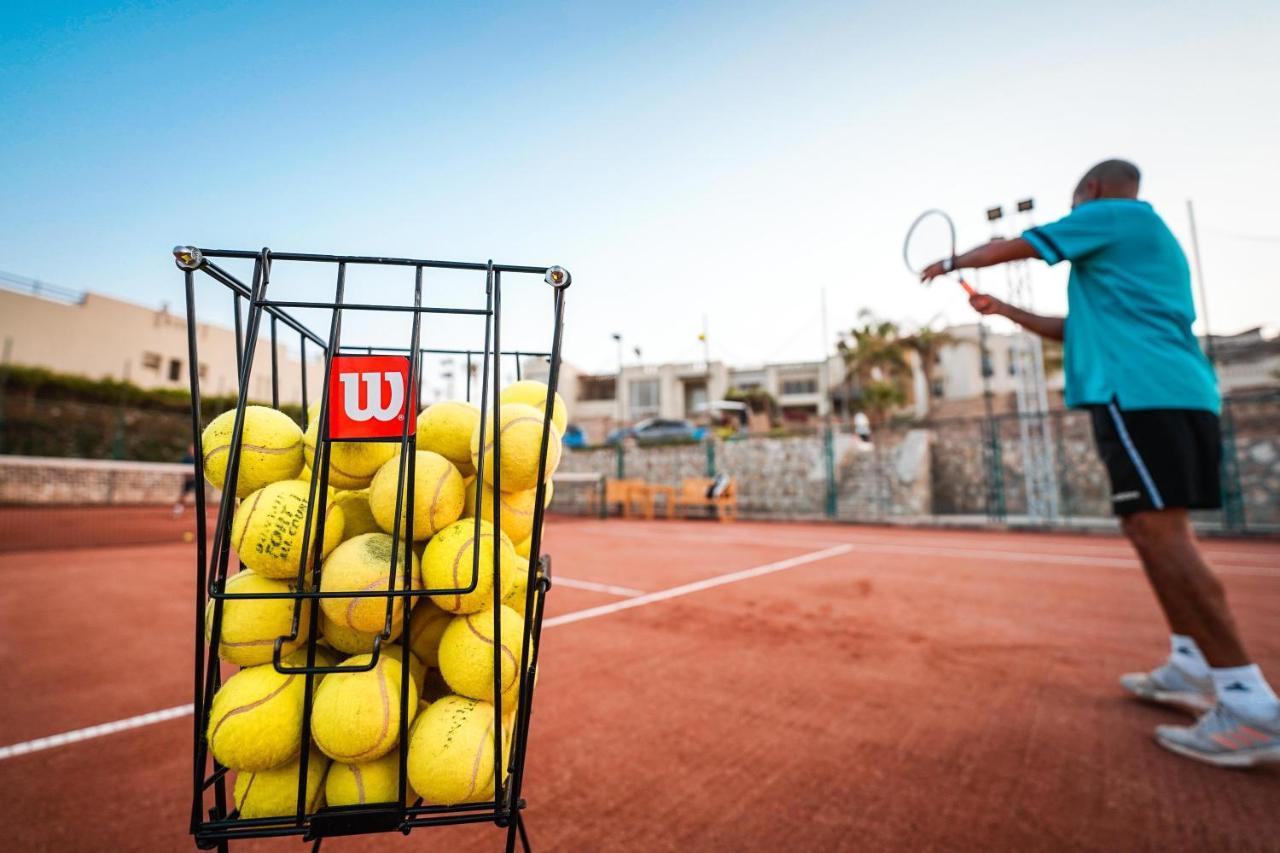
[572,526,1280,577]
[0,544,853,761]
[543,544,854,628]
[0,704,194,761]
[553,577,644,597]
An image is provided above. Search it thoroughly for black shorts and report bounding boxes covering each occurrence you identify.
[1088,402,1221,516]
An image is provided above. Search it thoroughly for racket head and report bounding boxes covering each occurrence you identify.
[903,208,958,283]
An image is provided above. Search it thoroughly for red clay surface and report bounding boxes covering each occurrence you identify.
[1,518,1278,852]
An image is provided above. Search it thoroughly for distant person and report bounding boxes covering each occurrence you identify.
[853,411,872,445]
[173,443,197,518]
[921,159,1279,767]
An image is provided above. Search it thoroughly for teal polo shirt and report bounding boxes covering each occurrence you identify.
[1022,199,1219,413]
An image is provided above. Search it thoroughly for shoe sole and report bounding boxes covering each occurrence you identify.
[1119,680,1214,715]
[1155,735,1280,768]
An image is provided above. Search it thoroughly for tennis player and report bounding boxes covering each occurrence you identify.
[920,159,1279,767]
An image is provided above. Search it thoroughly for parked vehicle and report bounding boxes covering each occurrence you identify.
[562,423,587,449]
[606,418,706,446]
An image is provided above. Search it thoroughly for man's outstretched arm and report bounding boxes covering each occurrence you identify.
[920,237,1064,342]
[919,237,1042,282]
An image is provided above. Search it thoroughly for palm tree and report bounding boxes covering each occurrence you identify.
[900,323,958,417]
[837,312,911,425]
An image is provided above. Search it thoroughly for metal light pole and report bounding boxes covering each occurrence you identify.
[1186,199,1245,530]
[611,333,624,428]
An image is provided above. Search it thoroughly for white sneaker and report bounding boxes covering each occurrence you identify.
[1155,704,1280,768]
[1119,660,1214,714]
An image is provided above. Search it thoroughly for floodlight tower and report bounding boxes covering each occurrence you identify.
[977,206,1007,522]
[994,199,1060,523]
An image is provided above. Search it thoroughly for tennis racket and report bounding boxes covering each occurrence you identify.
[903,209,975,296]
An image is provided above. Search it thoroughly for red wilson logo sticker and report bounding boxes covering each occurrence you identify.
[327,355,416,440]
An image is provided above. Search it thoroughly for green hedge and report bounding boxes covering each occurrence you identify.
[0,363,304,461]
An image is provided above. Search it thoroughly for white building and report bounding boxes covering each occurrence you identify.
[0,275,322,403]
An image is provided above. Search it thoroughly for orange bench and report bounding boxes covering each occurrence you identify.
[673,477,738,522]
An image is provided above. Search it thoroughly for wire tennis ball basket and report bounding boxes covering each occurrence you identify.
[175,246,569,852]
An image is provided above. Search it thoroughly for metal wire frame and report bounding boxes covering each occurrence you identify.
[179,246,568,852]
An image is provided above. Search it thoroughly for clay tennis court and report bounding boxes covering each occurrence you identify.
[1,512,1277,852]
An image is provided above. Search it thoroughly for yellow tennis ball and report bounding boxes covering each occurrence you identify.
[422,519,516,614]
[470,404,562,492]
[463,480,538,544]
[368,451,465,541]
[407,695,498,806]
[437,605,525,706]
[500,380,568,435]
[325,752,414,807]
[302,416,399,490]
[207,653,309,771]
[231,480,345,579]
[407,599,452,668]
[234,747,329,818]
[320,611,403,655]
[332,489,380,540]
[207,570,310,666]
[379,643,427,700]
[500,558,534,617]
[202,406,305,498]
[417,401,481,476]
[319,533,420,634]
[311,652,409,764]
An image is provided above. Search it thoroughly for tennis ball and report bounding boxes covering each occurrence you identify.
[207,570,310,666]
[232,480,345,579]
[437,605,525,706]
[369,451,465,541]
[332,489,380,540]
[207,653,308,771]
[500,380,568,434]
[470,403,562,492]
[302,415,399,490]
[407,599,452,668]
[406,695,498,806]
[234,746,329,818]
[422,519,516,614]
[319,533,420,634]
[463,480,538,544]
[202,406,305,498]
[320,611,403,655]
[311,652,409,764]
[501,557,534,617]
[379,643,427,700]
[326,752,414,807]
[417,401,481,476]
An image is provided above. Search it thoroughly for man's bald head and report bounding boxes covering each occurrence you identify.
[1072,159,1140,208]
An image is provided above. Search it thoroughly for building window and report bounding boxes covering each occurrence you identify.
[781,378,818,395]
[579,375,616,401]
[198,363,209,379]
[629,379,660,413]
[168,358,183,381]
[142,352,162,371]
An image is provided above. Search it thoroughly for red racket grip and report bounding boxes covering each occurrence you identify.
[958,277,975,296]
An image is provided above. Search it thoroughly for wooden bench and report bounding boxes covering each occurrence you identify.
[673,477,738,522]
[602,478,648,518]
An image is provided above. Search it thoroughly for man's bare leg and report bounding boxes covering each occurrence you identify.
[1120,509,1247,666]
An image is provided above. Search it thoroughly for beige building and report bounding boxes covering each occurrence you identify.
[0,280,322,403]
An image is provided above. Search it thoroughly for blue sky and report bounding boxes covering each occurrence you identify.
[2,1,1278,375]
